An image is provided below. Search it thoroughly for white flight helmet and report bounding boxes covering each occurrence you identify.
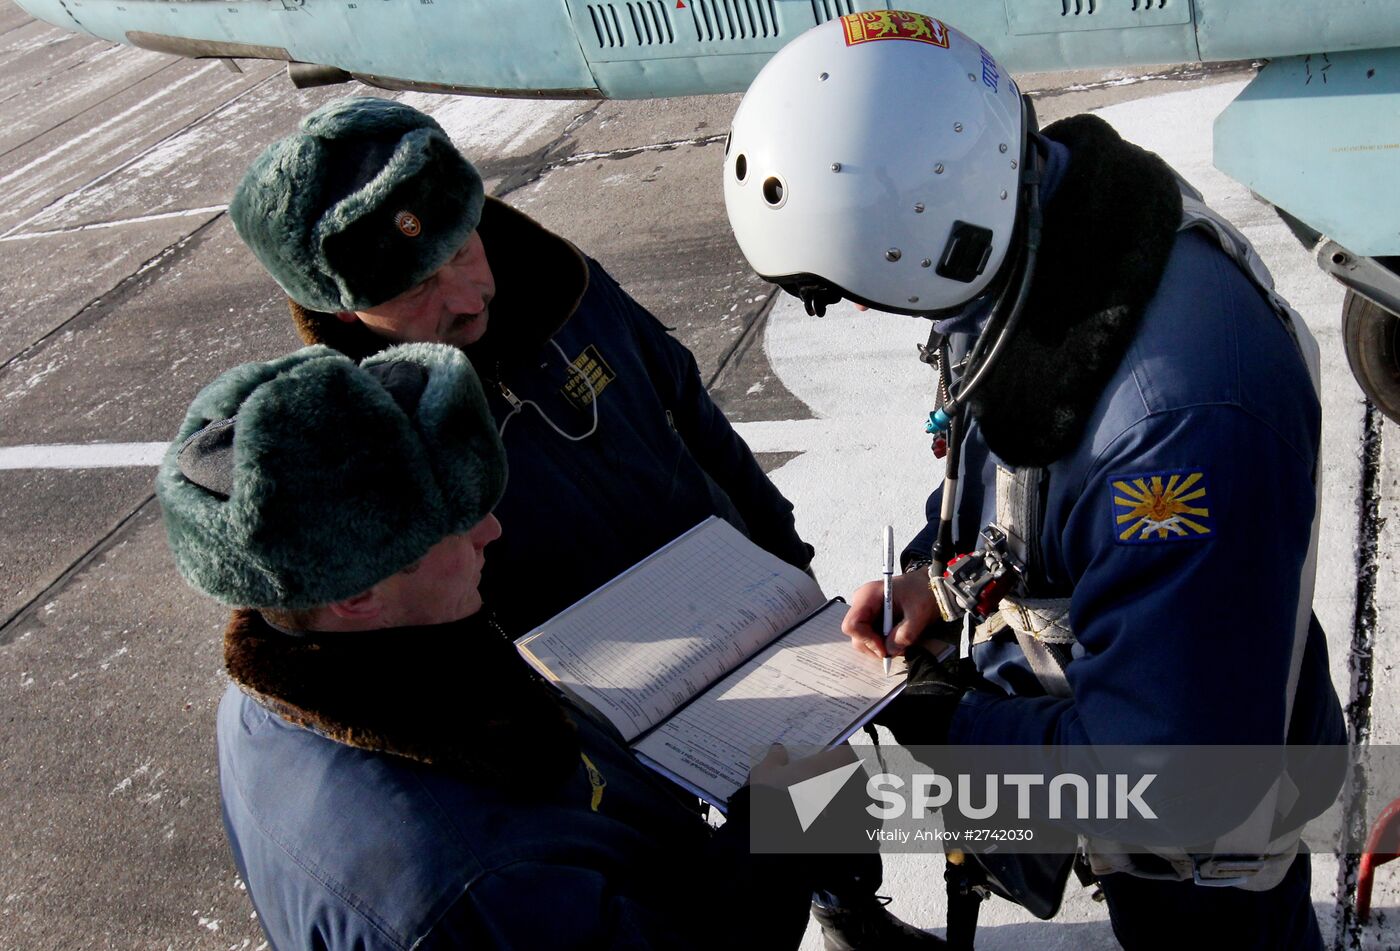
[725,12,1027,316]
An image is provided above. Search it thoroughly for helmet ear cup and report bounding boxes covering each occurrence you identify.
[723,12,1024,315]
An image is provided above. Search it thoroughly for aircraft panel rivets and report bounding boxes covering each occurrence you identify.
[954,122,964,133]
[935,164,945,174]
[914,202,925,213]
[1000,190,1008,200]
[885,248,902,262]
[999,143,1008,153]
[909,296,920,303]
[831,162,842,172]
[820,72,829,81]
[921,259,933,268]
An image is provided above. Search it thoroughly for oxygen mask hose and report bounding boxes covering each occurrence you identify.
[925,112,1045,605]
[925,188,1040,614]
[930,408,962,577]
[925,121,1045,437]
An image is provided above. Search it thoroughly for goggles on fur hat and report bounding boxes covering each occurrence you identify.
[156,343,506,609]
[229,97,485,313]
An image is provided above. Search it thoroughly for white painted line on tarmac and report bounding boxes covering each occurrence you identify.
[0,64,219,238]
[0,442,167,470]
[0,206,227,242]
[0,422,835,470]
[6,427,830,469]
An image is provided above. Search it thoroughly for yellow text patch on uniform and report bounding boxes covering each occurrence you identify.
[1110,469,1213,545]
[562,344,616,411]
[580,752,606,812]
[841,11,950,48]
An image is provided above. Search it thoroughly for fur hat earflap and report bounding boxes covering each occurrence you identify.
[156,343,506,609]
[229,97,485,313]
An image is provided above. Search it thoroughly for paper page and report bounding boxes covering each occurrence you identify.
[630,601,899,805]
[515,518,825,741]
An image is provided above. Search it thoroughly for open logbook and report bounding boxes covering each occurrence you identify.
[515,517,903,810]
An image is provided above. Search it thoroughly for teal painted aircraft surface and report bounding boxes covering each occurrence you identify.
[14,0,1400,418]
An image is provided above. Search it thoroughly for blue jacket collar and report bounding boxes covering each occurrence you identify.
[963,113,1184,467]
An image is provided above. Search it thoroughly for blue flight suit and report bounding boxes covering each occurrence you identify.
[904,130,1346,948]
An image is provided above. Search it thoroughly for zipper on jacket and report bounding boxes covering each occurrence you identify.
[498,381,524,411]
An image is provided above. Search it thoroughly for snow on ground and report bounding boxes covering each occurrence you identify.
[398,91,579,158]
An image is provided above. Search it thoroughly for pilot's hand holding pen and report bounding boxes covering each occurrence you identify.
[841,566,942,665]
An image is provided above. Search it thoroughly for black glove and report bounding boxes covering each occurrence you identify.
[876,645,993,746]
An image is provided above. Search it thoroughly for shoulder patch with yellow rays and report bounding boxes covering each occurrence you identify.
[1109,469,1214,545]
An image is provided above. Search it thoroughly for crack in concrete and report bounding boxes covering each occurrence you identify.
[3,65,280,237]
[490,103,604,199]
[552,131,729,169]
[0,493,157,643]
[0,33,126,111]
[0,56,180,164]
[705,286,778,391]
[489,124,729,200]
[0,14,40,42]
[1335,399,1385,950]
[0,212,222,376]
[0,65,288,369]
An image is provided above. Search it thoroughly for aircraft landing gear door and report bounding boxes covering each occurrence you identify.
[1216,49,1400,424]
[564,0,856,98]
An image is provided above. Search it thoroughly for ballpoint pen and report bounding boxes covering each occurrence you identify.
[882,525,895,676]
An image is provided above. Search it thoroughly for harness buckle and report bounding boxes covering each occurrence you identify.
[1190,854,1266,888]
[934,526,1026,624]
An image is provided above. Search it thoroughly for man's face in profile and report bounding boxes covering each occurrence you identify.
[349,230,496,348]
[371,513,503,628]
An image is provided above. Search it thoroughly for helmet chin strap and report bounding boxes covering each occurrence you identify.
[798,282,843,317]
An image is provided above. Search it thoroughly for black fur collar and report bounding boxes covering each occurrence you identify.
[224,609,579,788]
[967,114,1184,467]
[290,196,590,374]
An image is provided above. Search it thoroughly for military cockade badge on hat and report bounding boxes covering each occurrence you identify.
[395,210,422,237]
[227,97,485,313]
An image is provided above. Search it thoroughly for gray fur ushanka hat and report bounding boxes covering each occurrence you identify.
[156,344,506,609]
[229,97,485,313]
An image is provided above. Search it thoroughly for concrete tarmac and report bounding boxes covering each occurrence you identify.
[2,5,1399,948]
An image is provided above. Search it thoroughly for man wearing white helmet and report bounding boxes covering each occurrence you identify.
[726,11,1345,949]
